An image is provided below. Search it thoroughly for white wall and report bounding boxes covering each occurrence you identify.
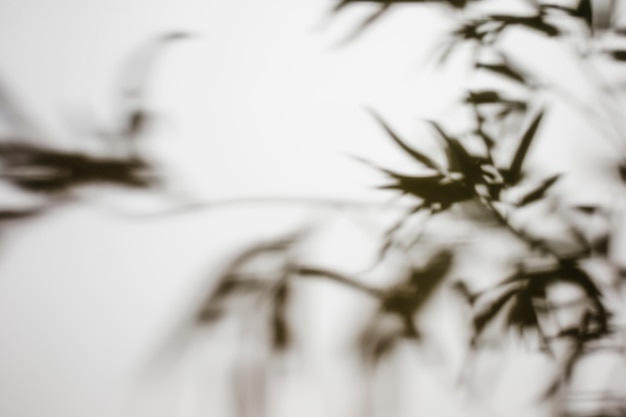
[0,1,625,417]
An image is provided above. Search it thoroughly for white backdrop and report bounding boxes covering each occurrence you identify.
[1,1,626,417]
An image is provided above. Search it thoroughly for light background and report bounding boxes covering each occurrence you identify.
[0,1,625,416]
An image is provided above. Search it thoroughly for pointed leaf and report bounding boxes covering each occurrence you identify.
[196,237,298,323]
[445,139,483,184]
[516,174,561,206]
[473,285,522,339]
[427,120,462,172]
[575,0,593,28]
[369,110,443,172]
[336,3,392,43]
[475,63,526,84]
[381,174,473,206]
[490,15,560,37]
[506,109,545,184]
[574,205,597,214]
[465,90,503,104]
[506,292,538,333]
[0,208,43,222]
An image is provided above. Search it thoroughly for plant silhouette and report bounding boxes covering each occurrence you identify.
[3,1,626,417]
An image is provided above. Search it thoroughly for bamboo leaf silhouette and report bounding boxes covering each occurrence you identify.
[505,291,539,335]
[501,109,545,185]
[453,280,482,305]
[475,63,526,84]
[369,110,443,172]
[429,120,483,185]
[115,32,192,146]
[381,249,453,336]
[0,143,155,194]
[472,283,523,343]
[296,266,382,297]
[354,154,472,209]
[197,237,298,323]
[543,311,609,399]
[515,174,561,207]
[427,120,461,172]
[489,14,561,37]
[440,14,558,67]
[271,282,290,350]
[360,249,453,363]
[333,0,470,42]
[574,205,598,215]
[360,315,405,364]
[436,21,490,65]
[379,173,473,209]
[464,91,527,110]
[464,90,503,105]
[339,4,392,42]
[541,1,592,28]
[576,0,593,28]
[334,0,467,12]
[471,260,610,348]
[605,50,626,61]
[0,208,44,222]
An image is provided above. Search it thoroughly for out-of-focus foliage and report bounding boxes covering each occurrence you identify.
[187,0,626,415]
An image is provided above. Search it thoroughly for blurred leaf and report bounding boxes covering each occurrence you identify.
[197,279,268,322]
[473,261,610,347]
[473,284,522,343]
[605,50,626,61]
[271,282,290,350]
[453,280,480,305]
[541,0,592,28]
[337,3,392,42]
[505,291,538,334]
[197,237,298,323]
[619,164,626,182]
[381,249,453,336]
[475,63,526,84]
[489,14,561,37]
[429,120,483,185]
[115,32,193,145]
[427,121,461,171]
[574,205,597,214]
[378,203,425,257]
[576,0,593,28]
[464,90,503,105]
[379,172,474,209]
[360,315,405,364]
[515,174,560,207]
[0,208,43,222]
[296,266,382,297]
[334,0,467,12]
[465,91,527,110]
[0,143,155,193]
[543,311,610,399]
[409,249,453,302]
[333,0,470,42]
[369,110,443,172]
[501,109,545,184]
[437,22,484,65]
